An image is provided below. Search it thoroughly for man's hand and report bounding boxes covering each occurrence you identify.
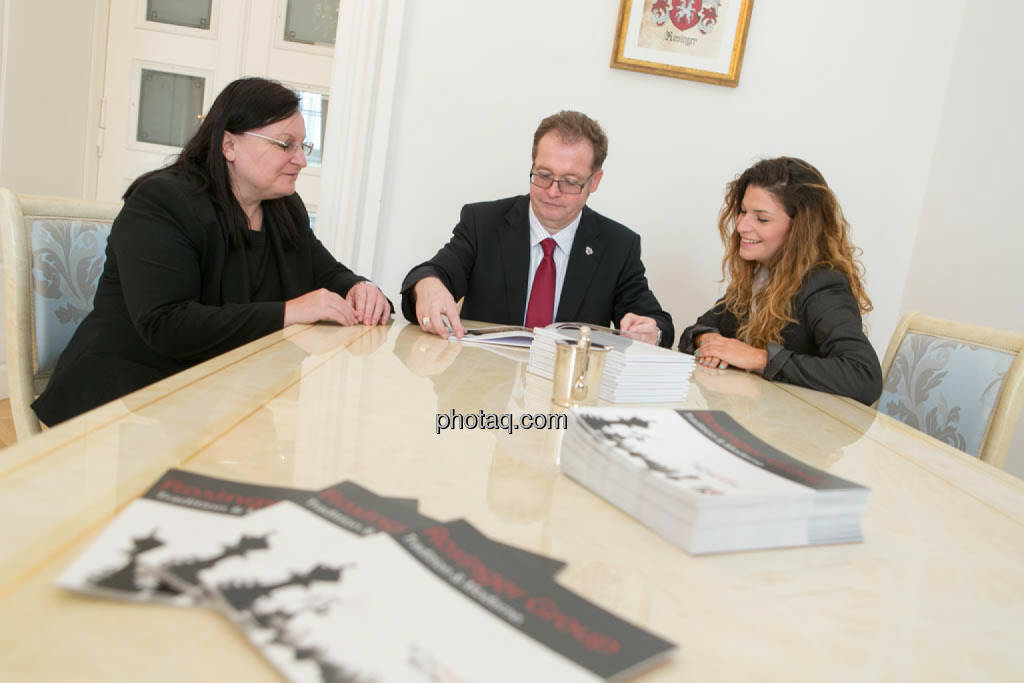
[413,277,466,338]
[345,281,391,325]
[694,332,768,371]
[619,313,660,345]
[284,288,359,326]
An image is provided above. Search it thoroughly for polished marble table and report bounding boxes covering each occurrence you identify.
[2,321,1023,682]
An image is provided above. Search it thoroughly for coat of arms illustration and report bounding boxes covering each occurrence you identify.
[651,0,721,35]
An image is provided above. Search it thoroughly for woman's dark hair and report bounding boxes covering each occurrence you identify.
[125,77,303,247]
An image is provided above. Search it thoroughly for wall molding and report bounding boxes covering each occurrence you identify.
[316,0,405,278]
[81,0,111,200]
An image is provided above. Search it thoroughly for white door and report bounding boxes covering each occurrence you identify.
[96,0,338,219]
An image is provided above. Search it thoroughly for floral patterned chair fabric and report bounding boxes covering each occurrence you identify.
[878,312,1024,469]
[1,188,122,441]
[30,218,112,374]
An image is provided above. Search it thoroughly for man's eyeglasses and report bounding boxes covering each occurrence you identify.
[244,132,314,156]
[529,171,592,195]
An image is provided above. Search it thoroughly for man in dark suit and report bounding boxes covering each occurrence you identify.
[400,111,673,347]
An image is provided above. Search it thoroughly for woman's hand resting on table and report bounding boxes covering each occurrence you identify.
[694,332,768,372]
[345,282,391,325]
[285,288,358,326]
[284,284,390,327]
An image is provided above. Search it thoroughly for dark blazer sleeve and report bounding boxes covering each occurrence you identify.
[400,203,478,323]
[612,232,674,348]
[678,299,730,354]
[762,270,882,405]
[112,175,285,363]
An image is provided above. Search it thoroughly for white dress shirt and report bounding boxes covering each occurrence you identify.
[523,205,582,325]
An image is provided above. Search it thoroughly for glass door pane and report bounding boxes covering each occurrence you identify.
[295,89,328,167]
[283,0,339,46]
[137,70,205,147]
[146,0,212,30]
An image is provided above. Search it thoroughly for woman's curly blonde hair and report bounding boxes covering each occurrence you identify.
[718,157,871,348]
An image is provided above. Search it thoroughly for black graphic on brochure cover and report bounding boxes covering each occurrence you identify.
[149,479,434,596]
[57,469,314,602]
[196,484,564,613]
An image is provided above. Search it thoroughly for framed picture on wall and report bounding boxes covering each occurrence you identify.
[611,0,754,87]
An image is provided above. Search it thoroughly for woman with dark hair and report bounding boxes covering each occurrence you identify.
[678,157,882,405]
[33,77,390,425]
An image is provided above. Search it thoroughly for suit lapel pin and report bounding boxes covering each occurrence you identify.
[585,246,593,256]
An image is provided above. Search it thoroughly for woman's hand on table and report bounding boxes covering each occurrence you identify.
[345,281,391,325]
[284,288,359,326]
[694,333,768,372]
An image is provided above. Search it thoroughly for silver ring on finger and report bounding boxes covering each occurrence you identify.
[421,316,430,327]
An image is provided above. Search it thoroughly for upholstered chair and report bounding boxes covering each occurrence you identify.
[877,311,1024,469]
[1,188,121,441]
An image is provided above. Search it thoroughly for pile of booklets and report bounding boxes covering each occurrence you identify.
[527,324,694,403]
[560,408,870,555]
[59,469,675,682]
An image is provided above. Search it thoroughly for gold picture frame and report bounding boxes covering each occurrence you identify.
[611,0,754,88]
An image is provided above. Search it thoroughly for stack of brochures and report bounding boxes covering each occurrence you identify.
[560,408,870,555]
[58,469,675,682]
[527,325,694,403]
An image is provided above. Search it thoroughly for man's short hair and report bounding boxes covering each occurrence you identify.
[532,111,608,173]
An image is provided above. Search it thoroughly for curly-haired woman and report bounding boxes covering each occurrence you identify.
[678,157,882,405]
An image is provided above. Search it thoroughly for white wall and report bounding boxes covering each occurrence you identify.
[0,0,102,198]
[0,0,105,399]
[902,3,1024,333]
[900,0,1024,476]
[372,0,967,356]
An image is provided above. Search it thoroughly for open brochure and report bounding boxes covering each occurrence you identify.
[449,322,621,348]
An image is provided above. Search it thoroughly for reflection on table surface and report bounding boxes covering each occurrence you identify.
[2,321,1023,682]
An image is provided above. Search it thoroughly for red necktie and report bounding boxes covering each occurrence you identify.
[525,238,556,329]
